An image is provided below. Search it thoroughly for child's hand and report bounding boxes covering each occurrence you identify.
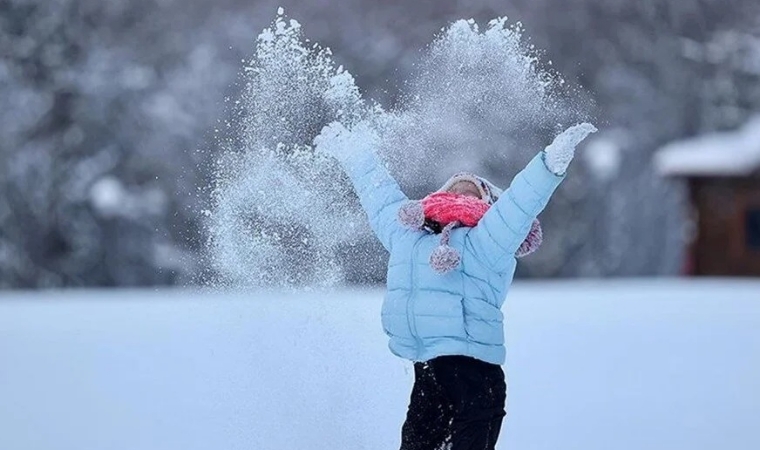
[314,121,379,164]
[543,123,598,175]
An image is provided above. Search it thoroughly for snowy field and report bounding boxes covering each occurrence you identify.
[1,280,759,450]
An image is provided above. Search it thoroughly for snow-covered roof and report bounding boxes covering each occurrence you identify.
[654,115,760,176]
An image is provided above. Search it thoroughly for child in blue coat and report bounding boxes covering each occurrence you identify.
[315,121,596,450]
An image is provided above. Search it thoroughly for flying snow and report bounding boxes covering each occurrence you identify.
[205,10,587,289]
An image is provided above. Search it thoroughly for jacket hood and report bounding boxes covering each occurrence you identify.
[437,172,503,206]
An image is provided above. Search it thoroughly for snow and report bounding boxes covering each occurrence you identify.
[208,12,582,289]
[583,132,624,181]
[89,176,168,219]
[89,176,127,217]
[1,280,760,450]
[654,115,760,176]
[209,13,366,289]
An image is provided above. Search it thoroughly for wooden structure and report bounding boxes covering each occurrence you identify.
[655,117,760,276]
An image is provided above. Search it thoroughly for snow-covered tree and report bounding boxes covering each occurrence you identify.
[0,0,237,287]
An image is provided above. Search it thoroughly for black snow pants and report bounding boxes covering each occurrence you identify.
[399,355,506,450]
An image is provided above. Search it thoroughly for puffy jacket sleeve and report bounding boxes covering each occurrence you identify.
[465,152,565,272]
[339,150,411,252]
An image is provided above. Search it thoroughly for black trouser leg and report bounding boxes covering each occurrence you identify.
[400,362,453,450]
[430,356,506,450]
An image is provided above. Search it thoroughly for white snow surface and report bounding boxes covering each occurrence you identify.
[1,280,759,450]
[655,115,760,176]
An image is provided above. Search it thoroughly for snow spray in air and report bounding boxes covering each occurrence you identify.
[205,10,585,289]
[377,18,583,188]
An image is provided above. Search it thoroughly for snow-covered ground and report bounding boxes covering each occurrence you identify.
[1,279,759,450]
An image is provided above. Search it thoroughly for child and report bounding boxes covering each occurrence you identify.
[314,121,597,450]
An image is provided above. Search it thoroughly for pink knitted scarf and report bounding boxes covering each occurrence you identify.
[421,192,490,228]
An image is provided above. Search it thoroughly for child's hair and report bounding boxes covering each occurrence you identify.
[423,218,444,234]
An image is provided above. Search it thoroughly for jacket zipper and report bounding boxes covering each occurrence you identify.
[407,238,423,356]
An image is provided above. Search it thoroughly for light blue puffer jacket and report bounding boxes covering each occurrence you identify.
[343,150,564,365]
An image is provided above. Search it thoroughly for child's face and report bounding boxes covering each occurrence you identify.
[448,181,481,199]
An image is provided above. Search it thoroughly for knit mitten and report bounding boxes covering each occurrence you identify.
[314,121,378,166]
[543,123,598,176]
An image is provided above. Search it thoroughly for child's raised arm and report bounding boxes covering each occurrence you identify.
[465,123,597,272]
[314,121,413,252]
